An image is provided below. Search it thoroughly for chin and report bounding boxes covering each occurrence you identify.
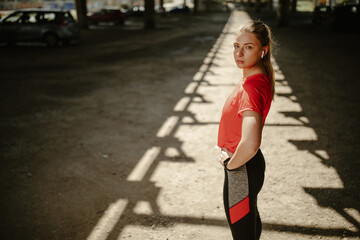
[236,64,245,69]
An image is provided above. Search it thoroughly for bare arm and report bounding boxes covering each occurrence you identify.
[223,110,263,170]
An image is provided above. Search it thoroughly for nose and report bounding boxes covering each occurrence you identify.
[236,47,244,57]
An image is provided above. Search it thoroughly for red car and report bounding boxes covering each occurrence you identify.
[88,7,125,25]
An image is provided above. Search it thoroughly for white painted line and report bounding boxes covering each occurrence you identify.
[193,70,205,81]
[184,82,198,94]
[156,116,179,138]
[314,150,330,160]
[203,56,212,64]
[127,146,161,181]
[174,96,191,112]
[344,208,360,226]
[87,199,128,240]
[198,64,208,75]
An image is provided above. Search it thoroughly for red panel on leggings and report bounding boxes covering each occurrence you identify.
[229,196,250,224]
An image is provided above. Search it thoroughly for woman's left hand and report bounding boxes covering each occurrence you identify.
[219,147,233,166]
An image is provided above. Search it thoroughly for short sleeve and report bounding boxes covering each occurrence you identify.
[238,80,268,117]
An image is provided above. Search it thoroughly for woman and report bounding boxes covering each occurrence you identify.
[217,20,275,239]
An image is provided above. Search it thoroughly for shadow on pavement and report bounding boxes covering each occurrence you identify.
[0,13,231,240]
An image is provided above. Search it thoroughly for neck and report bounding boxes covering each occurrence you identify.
[242,64,266,78]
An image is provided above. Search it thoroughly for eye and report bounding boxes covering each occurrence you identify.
[245,46,252,50]
[233,44,239,49]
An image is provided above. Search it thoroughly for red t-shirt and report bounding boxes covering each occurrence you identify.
[217,73,272,153]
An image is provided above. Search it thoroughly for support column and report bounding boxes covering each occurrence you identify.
[255,0,261,13]
[193,0,198,14]
[205,0,211,11]
[144,0,155,29]
[74,0,88,29]
[269,0,273,10]
[292,0,297,12]
[277,0,290,26]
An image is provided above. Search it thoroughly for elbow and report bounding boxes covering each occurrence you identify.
[243,139,261,155]
[249,143,260,156]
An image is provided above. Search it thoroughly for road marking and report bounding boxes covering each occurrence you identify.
[127,146,161,181]
[87,199,128,240]
[156,116,179,138]
[174,96,190,112]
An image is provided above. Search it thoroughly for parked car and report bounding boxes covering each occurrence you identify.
[87,7,125,25]
[332,4,360,31]
[313,4,360,31]
[125,6,145,18]
[312,5,334,25]
[168,5,190,14]
[0,9,79,46]
[155,5,167,16]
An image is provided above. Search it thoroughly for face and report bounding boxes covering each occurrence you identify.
[233,32,264,70]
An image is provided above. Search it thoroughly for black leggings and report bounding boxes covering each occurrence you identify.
[223,150,266,240]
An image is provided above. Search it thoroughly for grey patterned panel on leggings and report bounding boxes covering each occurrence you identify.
[227,165,249,207]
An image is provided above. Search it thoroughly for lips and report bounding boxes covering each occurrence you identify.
[236,60,244,64]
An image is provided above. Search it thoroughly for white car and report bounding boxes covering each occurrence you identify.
[0,9,80,46]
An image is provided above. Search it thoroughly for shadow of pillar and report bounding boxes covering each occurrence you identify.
[289,139,360,238]
[86,14,236,240]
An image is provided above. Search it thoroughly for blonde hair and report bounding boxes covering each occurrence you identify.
[236,20,275,99]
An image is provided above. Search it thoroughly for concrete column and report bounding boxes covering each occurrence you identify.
[144,0,155,29]
[255,0,261,13]
[292,0,297,12]
[193,0,198,14]
[277,0,290,26]
[268,0,274,10]
[75,0,88,28]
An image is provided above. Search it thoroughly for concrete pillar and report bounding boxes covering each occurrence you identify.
[269,0,273,10]
[205,0,211,11]
[277,0,290,26]
[144,0,155,29]
[255,0,261,13]
[75,0,88,28]
[193,0,198,14]
[292,0,297,12]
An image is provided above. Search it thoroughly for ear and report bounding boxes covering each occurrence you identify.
[262,46,269,56]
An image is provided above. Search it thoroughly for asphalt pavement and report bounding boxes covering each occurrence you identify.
[0,8,359,240]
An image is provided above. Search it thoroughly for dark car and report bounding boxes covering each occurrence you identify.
[313,4,360,31]
[168,5,190,14]
[87,7,125,25]
[0,9,79,46]
[125,6,145,18]
[332,4,360,31]
[312,5,334,25]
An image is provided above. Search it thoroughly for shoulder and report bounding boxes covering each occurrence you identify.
[244,73,270,86]
[243,73,271,93]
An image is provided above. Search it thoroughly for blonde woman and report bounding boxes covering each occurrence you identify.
[218,20,275,240]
